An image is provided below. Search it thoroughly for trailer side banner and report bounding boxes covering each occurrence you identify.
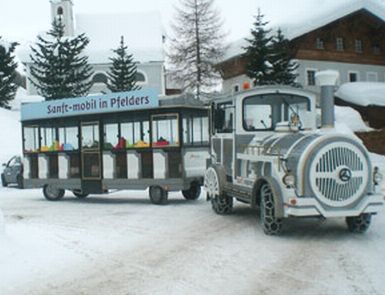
[20,89,159,121]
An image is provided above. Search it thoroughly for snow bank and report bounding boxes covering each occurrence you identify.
[10,87,44,110]
[0,107,22,166]
[335,82,385,107]
[0,209,4,236]
[335,106,372,132]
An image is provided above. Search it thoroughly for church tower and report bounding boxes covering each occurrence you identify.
[50,0,75,36]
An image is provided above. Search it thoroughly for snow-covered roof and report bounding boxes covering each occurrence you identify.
[223,0,385,61]
[75,11,164,63]
[335,82,385,107]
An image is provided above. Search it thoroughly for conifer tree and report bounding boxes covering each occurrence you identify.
[243,9,274,85]
[107,36,140,92]
[0,37,18,108]
[29,17,93,100]
[270,29,299,87]
[168,0,226,99]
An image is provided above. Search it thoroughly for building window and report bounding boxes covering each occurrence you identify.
[336,37,344,51]
[57,6,63,15]
[367,72,378,82]
[92,73,108,84]
[348,72,359,82]
[316,38,324,49]
[373,44,381,55]
[135,72,146,83]
[306,69,317,86]
[355,40,363,53]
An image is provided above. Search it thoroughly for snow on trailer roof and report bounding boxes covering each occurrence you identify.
[335,82,385,107]
[223,0,385,61]
[20,89,207,122]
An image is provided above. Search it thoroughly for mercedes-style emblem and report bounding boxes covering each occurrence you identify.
[339,168,352,182]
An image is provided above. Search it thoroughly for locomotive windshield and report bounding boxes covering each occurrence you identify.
[243,93,311,131]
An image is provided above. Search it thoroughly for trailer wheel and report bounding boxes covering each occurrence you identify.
[149,186,168,205]
[72,190,89,199]
[17,175,24,189]
[260,183,283,235]
[182,182,201,200]
[43,184,65,201]
[1,174,7,187]
[346,213,372,233]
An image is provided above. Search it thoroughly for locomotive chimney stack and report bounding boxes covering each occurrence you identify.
[315,70,339,128]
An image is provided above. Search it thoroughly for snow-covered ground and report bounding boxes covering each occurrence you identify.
[0,188,385,295]
[1,105,385,294]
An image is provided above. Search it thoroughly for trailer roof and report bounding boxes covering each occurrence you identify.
[20,89,207,122]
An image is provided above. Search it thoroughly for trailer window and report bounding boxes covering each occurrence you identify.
[104,123,119,150]
[24,126,39,153]
[152,114,179,147]
[40,127,57,152]
[121,120,150,148]
[59,127,78,151]
[183,115,209,146]
[82,124,99,149]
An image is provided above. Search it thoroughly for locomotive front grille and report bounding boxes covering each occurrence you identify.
[309,142,369,207]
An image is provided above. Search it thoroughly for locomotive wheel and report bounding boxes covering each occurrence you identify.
[205,166,232,214]
[149,186,168,205]
[182,182,201,200]
[17,175,24,189]
[43,184,65,201]
[211,193,233,215]
[72,190,89,199]
[260,183,283,235]
[1,174,8,187]
[346,213,372,233]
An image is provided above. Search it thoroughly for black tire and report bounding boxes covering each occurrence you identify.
[182,183,201,200]
[149,186,168,205]
[1,174,8,187]
[72,190,89,199]
[346,213,372,233]
[260,183,283,235]
[43,184,65,201]
[211,193,233,215]
[16,174,24,189]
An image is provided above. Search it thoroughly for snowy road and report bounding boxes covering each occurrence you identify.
[1,188,385,295]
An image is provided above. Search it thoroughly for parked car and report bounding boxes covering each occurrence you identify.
[1,156,23,189]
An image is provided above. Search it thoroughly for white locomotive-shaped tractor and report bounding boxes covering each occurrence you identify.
[204,71,384,235]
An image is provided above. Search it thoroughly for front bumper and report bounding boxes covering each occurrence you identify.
[284,193,384,218]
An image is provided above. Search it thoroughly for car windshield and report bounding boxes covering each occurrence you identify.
[243,93,311,131]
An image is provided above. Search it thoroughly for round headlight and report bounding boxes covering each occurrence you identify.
[283,173,295,187]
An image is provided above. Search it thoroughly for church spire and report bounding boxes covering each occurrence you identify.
[50,0,74,36]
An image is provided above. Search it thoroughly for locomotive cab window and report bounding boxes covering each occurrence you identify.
[243,94,311,131]
[214,102,234,133]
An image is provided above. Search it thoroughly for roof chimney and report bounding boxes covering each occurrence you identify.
[315,70,339,128]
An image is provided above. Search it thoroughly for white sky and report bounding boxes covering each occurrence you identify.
[0,0,384,44]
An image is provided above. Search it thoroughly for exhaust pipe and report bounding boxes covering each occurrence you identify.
[315,70,339,128]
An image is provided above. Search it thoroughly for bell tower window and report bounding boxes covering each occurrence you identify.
[57,6,64,16]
